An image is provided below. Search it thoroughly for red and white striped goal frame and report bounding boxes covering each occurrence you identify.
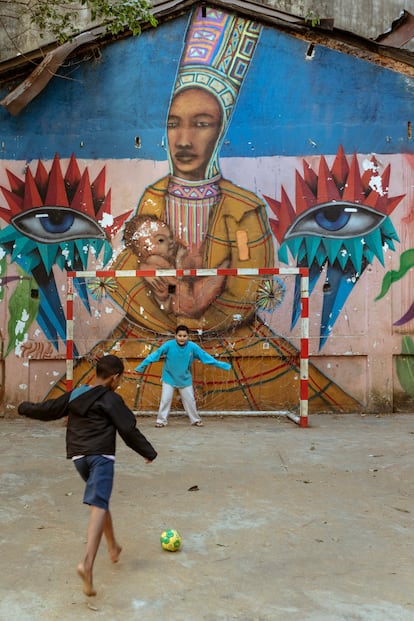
[66,267,309,427]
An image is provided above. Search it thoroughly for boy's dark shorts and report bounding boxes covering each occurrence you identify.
[74,455,114,510]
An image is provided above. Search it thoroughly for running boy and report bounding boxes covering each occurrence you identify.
[135,324,231,427]
[18,355,157,597]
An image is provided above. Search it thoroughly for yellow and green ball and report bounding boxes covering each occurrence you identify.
[160,529,182,552]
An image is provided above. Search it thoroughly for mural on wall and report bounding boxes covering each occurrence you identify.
[375,153,414,399]
[0,5,412,410]
[377,249,414,398]
[265,146,403,349]
[0,154,130,355]
[43,7,360,412]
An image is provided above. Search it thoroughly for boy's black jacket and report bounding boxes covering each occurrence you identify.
[18,386,157,461]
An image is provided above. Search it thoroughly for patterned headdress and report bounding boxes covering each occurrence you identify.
[168,6,262,178]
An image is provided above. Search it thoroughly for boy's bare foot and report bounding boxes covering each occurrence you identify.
[109,543,122,563]
[77,562,96,597]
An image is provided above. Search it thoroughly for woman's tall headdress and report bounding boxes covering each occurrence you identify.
[168,6,262,178]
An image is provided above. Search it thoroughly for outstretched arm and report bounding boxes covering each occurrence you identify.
[18,393,71,421]
[135,342,168,373]
[193,344,231,371]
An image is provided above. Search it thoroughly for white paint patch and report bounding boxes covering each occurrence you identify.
[369,173,385,196]
[19,384,27,390]
[15,309,29,334]
[100,212,114,228]
[362,157,386,196]
[362,157,376,172]
[14,328,29,356]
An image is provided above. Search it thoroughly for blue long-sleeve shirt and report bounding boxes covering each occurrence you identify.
[135,339,231,387]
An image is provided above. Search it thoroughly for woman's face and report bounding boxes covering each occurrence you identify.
[167,88,222,181]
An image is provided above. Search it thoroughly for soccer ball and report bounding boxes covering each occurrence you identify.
[160,529,182,552]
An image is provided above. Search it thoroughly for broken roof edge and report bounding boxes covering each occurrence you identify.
[2,0,414,76]
[1,0,413,115]
[375,9,414,48]
[0,0,306,80]
[209,0,414,72]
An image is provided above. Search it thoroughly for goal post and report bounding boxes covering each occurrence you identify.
[66,267,309,427]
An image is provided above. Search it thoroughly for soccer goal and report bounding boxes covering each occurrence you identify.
[66,267,309,427]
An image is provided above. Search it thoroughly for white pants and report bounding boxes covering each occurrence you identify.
[157,383,201,425]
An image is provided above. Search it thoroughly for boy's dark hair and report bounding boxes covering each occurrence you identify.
[96,355,124,379]
[175,324,189,334]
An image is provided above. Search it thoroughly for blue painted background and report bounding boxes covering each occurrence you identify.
[1,14,413,160]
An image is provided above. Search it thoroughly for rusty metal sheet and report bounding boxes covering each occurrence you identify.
[376,9,414,48]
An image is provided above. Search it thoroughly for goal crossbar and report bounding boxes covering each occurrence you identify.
[66,267,309,427]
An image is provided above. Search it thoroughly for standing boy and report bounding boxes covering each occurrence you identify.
[18,354,157,597]
[135,324,231,427]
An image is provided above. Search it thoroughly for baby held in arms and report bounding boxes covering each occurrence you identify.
[123,214,228,317]
[124,214,188,270]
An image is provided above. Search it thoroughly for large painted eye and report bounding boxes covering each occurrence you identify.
[284,201,385,240]
[11,207,106,243]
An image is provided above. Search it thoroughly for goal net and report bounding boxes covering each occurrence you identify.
[66,267,309,426]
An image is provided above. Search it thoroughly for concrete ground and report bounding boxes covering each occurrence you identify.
[1,412,414,621]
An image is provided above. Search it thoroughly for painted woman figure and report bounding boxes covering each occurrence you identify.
[110,8,273,335]
[49,7,358,412]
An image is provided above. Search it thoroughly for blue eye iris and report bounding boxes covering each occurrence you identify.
[38,210,75,234]
[314,205,351,232]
